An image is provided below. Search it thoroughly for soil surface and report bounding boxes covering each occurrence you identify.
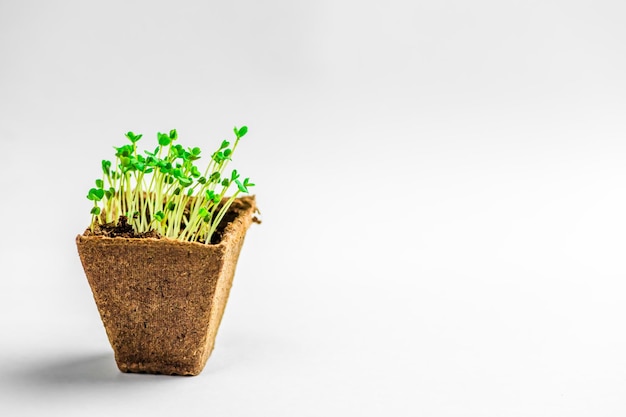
[84,215,162,239]
[83,197,260,244]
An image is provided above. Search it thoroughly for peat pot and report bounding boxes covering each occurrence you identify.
[76,196,258,376]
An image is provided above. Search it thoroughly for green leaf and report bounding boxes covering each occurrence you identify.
[158,132,171,146]
[126,132,143,143]
[87,188,104,201]
[234,179,248,193]
[126,132,142,143]
[179,177,193,187]
[237,126,248,138]
[230,169,239,181]
[169,129,178,140]
[154,211,165,222]
[168,201,176,210]
[95,179,104,188]
[221,178,230,187]
[102,160,111,174]
[198,207,209,217]
[192,147,201,156]
[212,151,225,163]
[91,206,101,215]
[243,177,255,187]
[115,144,133,157]
[220,140,230,150]
[172,144,184,158]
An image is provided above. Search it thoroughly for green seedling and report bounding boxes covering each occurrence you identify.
[87,126,255,243]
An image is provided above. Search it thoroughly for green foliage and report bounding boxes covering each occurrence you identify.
[87,126,255,243]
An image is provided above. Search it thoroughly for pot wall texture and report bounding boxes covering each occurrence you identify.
[76,196,257,375]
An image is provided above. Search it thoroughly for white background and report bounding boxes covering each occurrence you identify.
[1,0,626,415]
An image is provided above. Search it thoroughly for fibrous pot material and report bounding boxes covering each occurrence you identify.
[76,196,257,376]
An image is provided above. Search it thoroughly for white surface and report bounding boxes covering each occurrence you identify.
[1,0,626,415]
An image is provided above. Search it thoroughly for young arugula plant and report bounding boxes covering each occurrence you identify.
[87,126,254,244]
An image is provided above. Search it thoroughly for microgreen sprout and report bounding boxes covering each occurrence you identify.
[87,126,254,243]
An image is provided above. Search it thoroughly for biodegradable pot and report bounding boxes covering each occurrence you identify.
[76,196,257,376]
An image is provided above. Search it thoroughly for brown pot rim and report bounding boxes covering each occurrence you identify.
[76,195,257,248]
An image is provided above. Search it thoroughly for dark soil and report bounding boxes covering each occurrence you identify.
[83,197,260,244]
[84,215,162,239]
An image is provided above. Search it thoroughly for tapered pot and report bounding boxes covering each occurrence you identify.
[76,196,257,375]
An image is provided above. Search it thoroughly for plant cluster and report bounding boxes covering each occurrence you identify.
[87,126,254,243]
